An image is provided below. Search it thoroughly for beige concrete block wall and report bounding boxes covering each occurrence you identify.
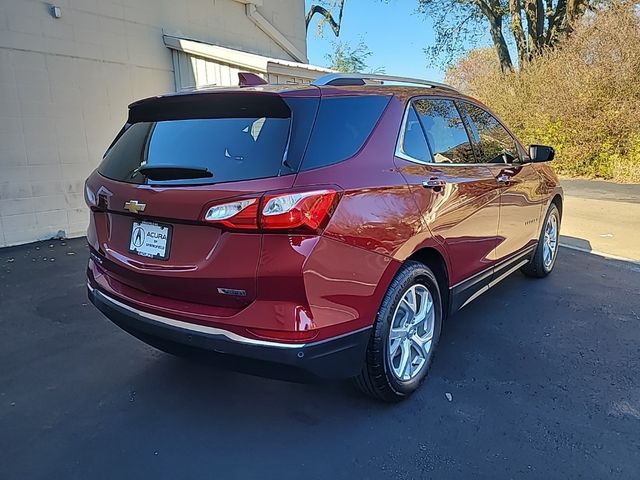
[0,0,306,247]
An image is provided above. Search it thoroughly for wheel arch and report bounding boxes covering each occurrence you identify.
[550,193,563,219]
[406,246,450,318]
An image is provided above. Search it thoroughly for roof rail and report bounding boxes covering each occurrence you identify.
[311,73,459,92]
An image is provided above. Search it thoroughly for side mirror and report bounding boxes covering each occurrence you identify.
[528,144,555,163]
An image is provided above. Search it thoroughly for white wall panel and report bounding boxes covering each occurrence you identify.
[0,0,306,246]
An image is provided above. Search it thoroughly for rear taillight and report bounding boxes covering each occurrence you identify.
[260,190,338,231]
[204,199,258,229]
[203,189,340,233]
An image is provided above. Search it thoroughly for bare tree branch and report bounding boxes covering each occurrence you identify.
[305,2,345,36]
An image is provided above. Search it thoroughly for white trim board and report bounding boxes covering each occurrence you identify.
[162,35,333,81]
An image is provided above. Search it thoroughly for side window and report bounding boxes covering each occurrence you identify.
[461,103,519,164]
[413,99,475,164]
[300,95,391,171]
[401,105,430,162]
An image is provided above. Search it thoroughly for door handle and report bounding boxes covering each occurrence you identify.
[496,174,511,184]
[422,178,447,189]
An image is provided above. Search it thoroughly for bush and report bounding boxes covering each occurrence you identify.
[445,3,640,183]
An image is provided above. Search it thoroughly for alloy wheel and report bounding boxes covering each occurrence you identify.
[388,284,435,381]
[543,211,559,270]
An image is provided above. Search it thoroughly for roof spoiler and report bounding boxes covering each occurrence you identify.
[128,92,290,122]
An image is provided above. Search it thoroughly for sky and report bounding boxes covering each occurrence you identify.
[305,0,447,81]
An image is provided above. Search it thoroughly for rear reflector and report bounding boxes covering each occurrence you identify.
[204,189,339,233]
[246,327,319,343]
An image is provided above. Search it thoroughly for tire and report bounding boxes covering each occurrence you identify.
[521,203,561,278]
[354,261,443,402]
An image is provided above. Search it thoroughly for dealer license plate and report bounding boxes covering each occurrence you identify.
[129,221,171,260]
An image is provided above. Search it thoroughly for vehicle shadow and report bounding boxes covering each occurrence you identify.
[559,234,592,252]
[117,349,401,439]
[116,268,538,426]
[61,245,640,458]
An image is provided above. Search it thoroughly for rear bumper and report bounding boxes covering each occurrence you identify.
[88,285,371,381]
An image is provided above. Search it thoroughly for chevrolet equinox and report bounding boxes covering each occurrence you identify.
[86,73,563,401]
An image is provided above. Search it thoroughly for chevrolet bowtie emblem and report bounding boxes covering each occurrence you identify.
[124,200,146,213]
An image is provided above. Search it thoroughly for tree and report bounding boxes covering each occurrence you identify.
[306,1,346,37]
[442,4,640,182]
[325,40,384,73]
[417,0,592,72]
[444,48,499,91]
[307,0,593,73]
[307,1,383,74]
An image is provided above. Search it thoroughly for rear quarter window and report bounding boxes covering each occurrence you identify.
[300,95,391,171]
[401,105,431,162]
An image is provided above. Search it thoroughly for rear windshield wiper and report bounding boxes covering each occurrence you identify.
[136,165,213,181]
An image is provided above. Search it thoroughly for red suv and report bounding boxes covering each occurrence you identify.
[86,73,562,401]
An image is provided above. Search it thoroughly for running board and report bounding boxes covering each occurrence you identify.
[458,259,529,310]
[449,246,535,312]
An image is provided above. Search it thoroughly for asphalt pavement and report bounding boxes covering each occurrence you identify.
[561,178,640,205]
[1,238,639,479]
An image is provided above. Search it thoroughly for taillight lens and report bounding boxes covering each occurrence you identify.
[260,190,338,232]
[204,189,339,233]
[204,198,258,229]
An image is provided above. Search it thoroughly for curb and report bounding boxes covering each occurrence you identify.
[559,243,640,266]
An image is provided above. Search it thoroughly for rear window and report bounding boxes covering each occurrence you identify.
[300,95,391,171]
[98,94,319,186]
[99,118,289,185]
